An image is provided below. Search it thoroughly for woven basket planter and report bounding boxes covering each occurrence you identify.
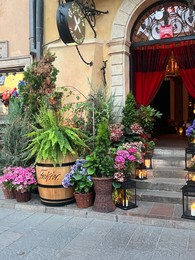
[74,191,94,208]
[1,187,15,199]
[15,190,31,202]
[92,177,116,213]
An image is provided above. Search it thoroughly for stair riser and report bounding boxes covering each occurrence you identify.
[154,149,185,157]
[137,194,182,204]
[153,170,186,179]
[136,181,184,192]
[153,159,185,167]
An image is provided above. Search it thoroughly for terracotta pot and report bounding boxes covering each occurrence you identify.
[74,191,94,208]
[15,190,31,202]
[92,177,116,213]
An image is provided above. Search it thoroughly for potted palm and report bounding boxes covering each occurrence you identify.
[85,119,116,212]
[26,106,88,206]
[62,159,94,208]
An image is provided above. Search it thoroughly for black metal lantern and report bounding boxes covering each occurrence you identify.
[185,169,195,186]
[135,165,147,180]
[115,180,137,210]
[181,185,195,220]
[144,153,153,169]
[185,147,195,170]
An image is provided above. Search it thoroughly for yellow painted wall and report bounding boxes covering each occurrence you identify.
[0,0,29,57]
[43,0,122,97]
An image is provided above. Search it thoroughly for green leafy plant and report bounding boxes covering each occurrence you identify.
[0,98,32,171]
[26,107,88,165]
[85,119,114,177]
[137,105,162,135]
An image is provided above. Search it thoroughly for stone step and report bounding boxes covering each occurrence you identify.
[135,177,186,192]
[136,189,182,204]
[152,166,187,179]
[153,157,185,167]
[154,147,186,157]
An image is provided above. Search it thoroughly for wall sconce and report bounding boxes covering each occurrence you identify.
[115,180,137,210]
[181,185,195,220]
[144,154,153,169]
[135,165,147,180]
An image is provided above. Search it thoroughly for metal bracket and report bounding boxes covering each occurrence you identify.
[59,0,109,38]
[100,60,108,86]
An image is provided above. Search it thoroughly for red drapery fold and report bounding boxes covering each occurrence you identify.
[172,44,195,99]
[133,47,171,106]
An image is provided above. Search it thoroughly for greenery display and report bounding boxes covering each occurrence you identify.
[18,51,59,118]
[137,105,162,135]
[85,119,114,177]
[0,99,32,171]
[26,106,88,166]
[121,92,137,134]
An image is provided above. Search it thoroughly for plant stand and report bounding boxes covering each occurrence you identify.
[92,177,116,213]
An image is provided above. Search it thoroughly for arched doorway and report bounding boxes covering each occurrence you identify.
[130,0,195,137]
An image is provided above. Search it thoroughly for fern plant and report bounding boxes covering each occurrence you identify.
[26,107,88,166]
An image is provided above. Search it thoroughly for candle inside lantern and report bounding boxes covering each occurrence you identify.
[122,199,128,207]
[145,159,151,168]
[138,171,143,179]
[191,203,195,217]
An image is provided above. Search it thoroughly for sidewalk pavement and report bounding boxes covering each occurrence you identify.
[0,189,195,231]
[1,190,195,259]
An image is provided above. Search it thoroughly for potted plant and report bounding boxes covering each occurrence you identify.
[0,167,16,199]
[85,119,116,212]
[0,166,37,202]
[26,106,89,206]
[62,159,94,208]
[186,119,195,147]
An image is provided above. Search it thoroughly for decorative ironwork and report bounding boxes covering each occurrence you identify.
[58,0,109,38]
[131,1,195,43]
[100,60,108,86]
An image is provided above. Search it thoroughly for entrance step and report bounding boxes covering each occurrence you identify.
[136,189,182,204]
[136,177,186,192]
[137,146,187,204]
[152,166,186,179]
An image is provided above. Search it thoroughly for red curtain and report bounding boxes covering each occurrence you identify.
[133,47,171,106]
[173,43,195,98]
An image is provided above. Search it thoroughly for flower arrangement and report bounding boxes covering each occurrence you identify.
[1,88,19,107]
[113,142,143,182]
[186,120,195,139]
[109,123,124,142]
[0,166,37,193]
[62,159,93,194]
[130,123,144,135]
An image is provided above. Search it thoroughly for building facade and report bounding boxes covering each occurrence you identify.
[0,0,195,128]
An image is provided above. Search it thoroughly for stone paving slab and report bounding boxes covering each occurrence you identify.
[1,189,195,231]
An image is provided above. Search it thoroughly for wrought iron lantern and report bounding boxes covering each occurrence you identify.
[185,147,195,170]
[144,153,153,169]
[181,185,195,220]
[115,180,137,210]
[135,164,148,180]
[185,169,195,186]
